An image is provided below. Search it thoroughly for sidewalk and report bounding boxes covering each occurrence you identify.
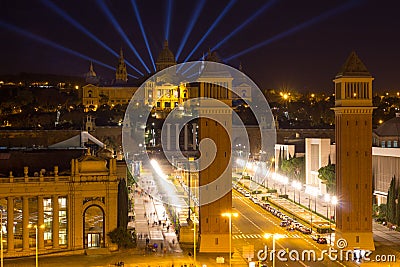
[132,172,182,255]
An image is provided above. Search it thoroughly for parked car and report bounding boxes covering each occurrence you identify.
[317,237,327,244]
[287,225,295,231]
[299,227,312,234]
[244,192,251,197]
[280,221,289,227]
[311,234,320,241]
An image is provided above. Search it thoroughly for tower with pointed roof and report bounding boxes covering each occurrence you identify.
[333,51,375,251]
[156,40,176,72]
[115,48,128,84]
[85,62,99,84]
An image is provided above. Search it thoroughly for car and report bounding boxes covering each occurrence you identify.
[287,225,295,231]
[317,237,327,244]
[280,221,289,227]
[299,227,312,234]
[244,192,251,197]
[311,234,320,241]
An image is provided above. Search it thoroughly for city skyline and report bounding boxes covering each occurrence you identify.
[1,0,400,92]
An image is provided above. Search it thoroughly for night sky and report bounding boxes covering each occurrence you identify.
[1,0,400,93]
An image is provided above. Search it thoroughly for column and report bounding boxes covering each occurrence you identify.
[52,195,59,249]
[175,124,180,150]
[192,123,197,150]
[7,197,14,252]
[22,196,29,251]
[166,123,171,151]
[184,124,188,151]
[37,196,45,250]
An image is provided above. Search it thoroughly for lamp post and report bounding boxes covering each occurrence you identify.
[193,213,197,267]
[324,194,331,245]
[263,233,285,267]
[0,205,3,267]
[28,224,45,267]
[331,196,338,222]
[222,212,238,267]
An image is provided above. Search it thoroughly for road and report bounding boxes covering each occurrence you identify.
[232,190,355,267]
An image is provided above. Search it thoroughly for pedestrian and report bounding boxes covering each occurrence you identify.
[167,225,170,232]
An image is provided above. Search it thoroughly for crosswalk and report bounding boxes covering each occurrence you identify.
[232,233,302,239]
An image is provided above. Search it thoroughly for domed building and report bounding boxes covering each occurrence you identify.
[372,114,400,206]
[156,40,176,72]
[373,114,400,148]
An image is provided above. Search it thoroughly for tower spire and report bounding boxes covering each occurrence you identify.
[115,47,128,84]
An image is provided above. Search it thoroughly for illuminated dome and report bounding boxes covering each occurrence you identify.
[156,40,176,71]
[374,114,400,137]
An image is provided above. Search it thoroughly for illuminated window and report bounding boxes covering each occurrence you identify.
[394,141,398,148]
[381,141,385,148]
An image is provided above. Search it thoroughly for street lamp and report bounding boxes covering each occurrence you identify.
[192,213,197,267]
[28,224,45,267]
[291,181,301,204]
[0,205,3,267]
[324,194,331,245]
[331,196,338,222]
[221,212,238,267]
[263,233,285,267]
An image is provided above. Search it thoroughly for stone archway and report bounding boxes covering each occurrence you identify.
[83,204,105,248]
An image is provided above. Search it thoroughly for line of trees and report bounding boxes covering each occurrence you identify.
[386,176,400,226]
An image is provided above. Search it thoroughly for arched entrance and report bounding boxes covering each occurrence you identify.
[83,205,105,248]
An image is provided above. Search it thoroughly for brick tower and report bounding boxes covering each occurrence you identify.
[333,51,375,251]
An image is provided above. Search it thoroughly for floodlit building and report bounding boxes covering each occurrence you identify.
[0,133,121,257]
[305,138,336,194]
[372,114,400,206]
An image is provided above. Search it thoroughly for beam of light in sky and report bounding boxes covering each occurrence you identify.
[182,0,236,63]
[211,0,277,52]
[130,0,156,72]
[96,0,151,73]
[0,20,140,78]
[41,0,143,76]
[164,0,173,41]
[224,0,360,62]
[175,0,206,60]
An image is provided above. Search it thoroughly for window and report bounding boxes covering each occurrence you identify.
[356,236,359,243]
[381,141,386,148]
[157,102,161,108]
[215,238,218,245]
[388,141,392,148]
[394,141,398,148]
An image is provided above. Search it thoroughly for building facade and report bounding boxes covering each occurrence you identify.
[0,154,119,257]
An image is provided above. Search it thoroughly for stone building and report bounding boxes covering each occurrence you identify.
[0,150,119,257]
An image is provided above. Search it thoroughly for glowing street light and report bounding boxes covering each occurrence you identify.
[221,212,238,267]
[331,196,338,222]
[28,224,45,267]
[0,205,3,267]
[263,233,286,267]
[292,181,302,204]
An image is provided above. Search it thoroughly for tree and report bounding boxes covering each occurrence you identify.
[387,176,396,224]
[117,178,129,229]
[280,156,305,183]
[107,227,136,249]
[318,164,336,194]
